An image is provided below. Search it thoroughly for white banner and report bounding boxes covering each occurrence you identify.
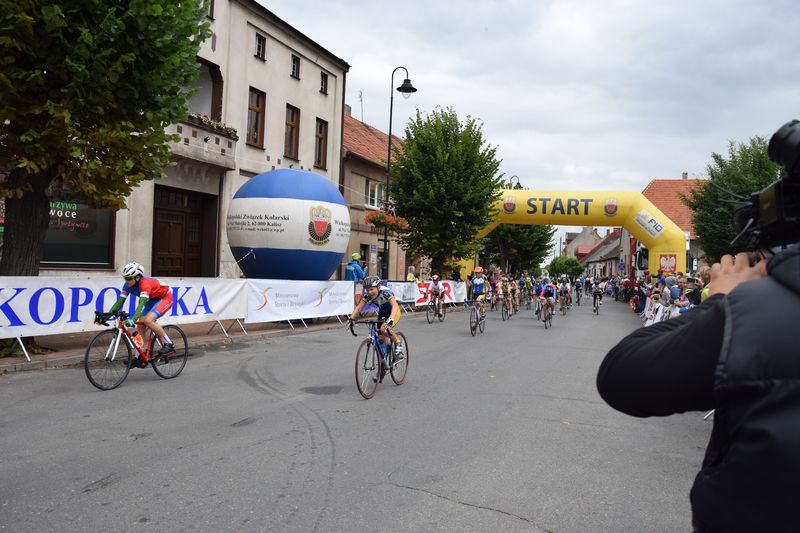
[245,279,354,323]
[385,281,418,303]
[0,277,247,339]
[414,280,468,306]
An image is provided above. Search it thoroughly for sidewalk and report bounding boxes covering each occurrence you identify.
[0,317,346,374]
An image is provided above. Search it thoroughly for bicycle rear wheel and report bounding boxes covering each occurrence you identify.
[469,307,478,336]
[84,329,132,391]
[478,311,486,333]
[390,332,409,385]
[151,325,188,379]
[426,302,435,324]
[355,339,380,399]
[439,302,446,322]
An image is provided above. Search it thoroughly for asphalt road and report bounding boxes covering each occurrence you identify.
[0,299,709,532]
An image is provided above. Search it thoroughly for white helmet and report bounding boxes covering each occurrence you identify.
[122,262,144,278]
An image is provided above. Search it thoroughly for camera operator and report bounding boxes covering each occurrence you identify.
[597,120,800,533]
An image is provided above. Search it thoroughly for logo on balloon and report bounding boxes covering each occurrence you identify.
[308,205,332,245]
[503,197,516,214]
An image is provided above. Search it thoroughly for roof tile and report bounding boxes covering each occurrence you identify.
[343,114,402,168]
[641,179,704,238]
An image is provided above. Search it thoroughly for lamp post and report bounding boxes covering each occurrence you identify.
[382,66,416,280]
[508,175,521,189]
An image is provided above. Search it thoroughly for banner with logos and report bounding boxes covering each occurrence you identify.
[0,277,247,339]
[414,280,468,306]
[245,279,354,324]
[386,281,419,304]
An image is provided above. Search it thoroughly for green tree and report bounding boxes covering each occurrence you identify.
[683,137,782,262]
[547,256,583,278]
[0,1,211,276]
[481,224,555,273]
[391,107,503,273]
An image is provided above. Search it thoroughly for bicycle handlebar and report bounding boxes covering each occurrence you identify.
[94,310,130,326]
[348,319,389,337]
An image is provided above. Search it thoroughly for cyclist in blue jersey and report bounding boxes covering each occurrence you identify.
[471,266,488,318]
[348,275,404,358]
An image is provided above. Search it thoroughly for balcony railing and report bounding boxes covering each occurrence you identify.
[166,115,238,170]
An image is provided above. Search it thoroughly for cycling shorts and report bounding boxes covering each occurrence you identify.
[377,309,400,327]
[142,294,173,318]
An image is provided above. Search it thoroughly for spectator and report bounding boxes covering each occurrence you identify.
[406,266,417,282]
[345,253,366,282]
[697,266,712,302]
[597,248,800,532]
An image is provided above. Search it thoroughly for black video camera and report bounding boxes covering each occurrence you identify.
[733,120,800,249]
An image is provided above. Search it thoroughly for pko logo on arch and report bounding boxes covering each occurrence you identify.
[0,285,214,327]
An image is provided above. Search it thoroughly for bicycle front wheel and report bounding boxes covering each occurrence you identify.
[390,332,409,385]
[469,307,478,336]
[151,325,188,379]
[501,304,509,321]
[426,302,435,324]
[84,329,132,391]
[355,340,380,399]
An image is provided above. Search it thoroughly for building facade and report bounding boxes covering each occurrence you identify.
[341,110,406,280]
[40,0,349,278]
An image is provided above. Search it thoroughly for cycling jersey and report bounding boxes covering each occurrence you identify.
[429,280,445,295]
[121,276,170,300]
[499,282,511,294]
[472,276,486,295]
[540,284,556,298]
[362,287,396,315]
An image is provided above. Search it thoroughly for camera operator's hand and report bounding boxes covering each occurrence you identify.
[708,252,768,296]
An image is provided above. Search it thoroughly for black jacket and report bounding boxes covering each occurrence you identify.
[598,246,800,532]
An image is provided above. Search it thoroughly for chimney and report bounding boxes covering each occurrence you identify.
[682,172,688,180]
[344,104,352,117]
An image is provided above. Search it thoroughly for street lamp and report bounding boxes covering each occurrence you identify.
[508,175,522,189]
[382,66,417,279]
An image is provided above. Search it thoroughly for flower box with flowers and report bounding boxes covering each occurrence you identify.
[365,210,409,233]
[186,113,239,139]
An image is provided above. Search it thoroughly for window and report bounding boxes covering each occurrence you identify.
[36,190,115,268]
[365,180,386,209]
[314,118,328,169]
[284,105,300,159]
[255,33,266,60]
[246,88,265,147]
[203,0,214,19]
[320,71,328,94]
[291,55,300,79]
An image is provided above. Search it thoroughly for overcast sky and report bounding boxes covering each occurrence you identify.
[261,0,800,258]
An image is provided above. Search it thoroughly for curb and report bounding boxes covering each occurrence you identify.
[0,321,346,375]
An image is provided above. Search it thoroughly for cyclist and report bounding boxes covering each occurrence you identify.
[499,276,513,316]
[538,277,557,321]
[510,276,520,312]
[591,278,604,309]
[427,274,446,317]
[349,275,404,366]
[103,262,174,364]
[471,266,488,319]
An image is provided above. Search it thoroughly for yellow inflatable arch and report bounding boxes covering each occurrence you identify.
[476,189,686,274]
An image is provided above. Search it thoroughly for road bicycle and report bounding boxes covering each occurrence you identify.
[467,299,486,336]
[501,295,512,321]
[575,287,582,306]
[349,319,409,399]
[534,298,542,321]
[593,292,602,315]
[85,311,188,391]
[542,301,554,329]
[523,289,532,310]
[426,295,446,324]
[559,294,568,316]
